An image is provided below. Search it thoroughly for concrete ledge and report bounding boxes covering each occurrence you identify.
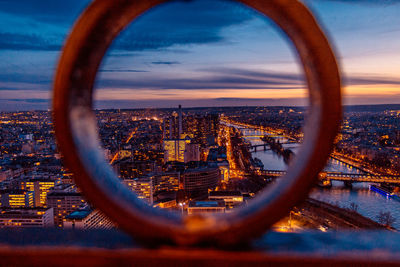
[0,229,399,266]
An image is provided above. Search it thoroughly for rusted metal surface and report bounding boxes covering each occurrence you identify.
[1,248,399,267]
[53,0,341,246]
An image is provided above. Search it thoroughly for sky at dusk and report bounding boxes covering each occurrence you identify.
[0,0,400,110]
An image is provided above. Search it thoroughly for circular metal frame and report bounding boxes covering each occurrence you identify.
[53,0,341,246]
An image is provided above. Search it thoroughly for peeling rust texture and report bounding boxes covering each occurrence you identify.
[53,0,342,247]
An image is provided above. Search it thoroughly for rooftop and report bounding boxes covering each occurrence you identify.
[188,201,225,208]
[209,191,242,197]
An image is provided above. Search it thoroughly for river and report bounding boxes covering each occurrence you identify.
[241,128,400,229]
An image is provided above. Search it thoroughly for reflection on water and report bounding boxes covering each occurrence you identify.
[242,127,400,229]
[311,183,400,229]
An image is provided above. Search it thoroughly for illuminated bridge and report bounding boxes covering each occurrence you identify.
[249,143,298,152]
[259,170,400,184]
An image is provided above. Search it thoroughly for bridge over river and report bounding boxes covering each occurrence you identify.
[249,143,297,152]
[259,170,400,185]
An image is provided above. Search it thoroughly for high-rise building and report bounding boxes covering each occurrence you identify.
[183,167,221,198]
[163,138,190,162]
[184,143,200,163]
[178,105,183,136]
[0,189,34,208]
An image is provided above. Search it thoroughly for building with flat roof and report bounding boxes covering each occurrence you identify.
[0,189,34,208]
[123,176,153,204]
[208,191,243,209]
[0,207,54,227]
[123,172,180,205]
[163,139,190,163]
[183,167,221,198]
[20,179,60,207]
[47,191,85,228]
[187,201,225,214]
[64,206,114,230]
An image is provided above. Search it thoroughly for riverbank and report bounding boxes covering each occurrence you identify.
[299,198,391,230]
[274,197,391,232]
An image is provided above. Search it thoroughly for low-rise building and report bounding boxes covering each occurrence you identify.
[187,201,225,215]
[0,189,34,208]
[47,191,85,228]
[208,191,243,209]
[64,206,114,229]
[0,207,54,227]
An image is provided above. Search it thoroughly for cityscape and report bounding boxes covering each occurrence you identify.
[1,104,400,231]
[1,2,400,263]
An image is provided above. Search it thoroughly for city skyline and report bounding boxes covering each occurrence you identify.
[1,0,400,110]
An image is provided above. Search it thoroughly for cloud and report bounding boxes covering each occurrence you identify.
[0,32,61,51]
[109,0,254,51]
[0,73,51,85]
[0,0,255,52]
[93,97,308,110]
[5,98,48,103]
[0,0,90,24]
[97,67,305,91]
[345,75,400,86]
[151,61,180,65]
[319,0,400,5]
[215,97,275,102]
[99,69,148,73]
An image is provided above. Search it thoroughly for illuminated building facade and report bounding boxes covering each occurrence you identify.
[184,143,200,163]
[0,190,34,208]
[123,176,153,204]
[152,172,180,192]
[217,161,230,182]
[64,206,114,229]
[20,179,59,207]
[208,191,243,209]
[163,139,190,162]
[123,172,180,205]
[0,207,54,227]
[47,192,85,228]
[115,159,158,179]
[183,167,221,197]
[187,201,226,214]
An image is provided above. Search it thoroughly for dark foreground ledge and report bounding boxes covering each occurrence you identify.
[0,229,399,266]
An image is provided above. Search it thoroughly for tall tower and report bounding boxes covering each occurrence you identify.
[169,117,173,139]
[162,119,166,139]
[178,105,183,137]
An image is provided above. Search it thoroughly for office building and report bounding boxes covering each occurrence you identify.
[183,167,221,197]
[0,189,34,208]
[20,179,59,207]
[0,207,54,227]
[47,191,85,228]
[163,138,191,162]
[123,176,154,204]
[184,143,200,163]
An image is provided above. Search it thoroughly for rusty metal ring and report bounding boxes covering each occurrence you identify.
[53,0,341,246]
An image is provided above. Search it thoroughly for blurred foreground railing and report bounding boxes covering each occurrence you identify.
[0,229,400,266]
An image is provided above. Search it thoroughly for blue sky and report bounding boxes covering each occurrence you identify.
[0,0,400,110]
